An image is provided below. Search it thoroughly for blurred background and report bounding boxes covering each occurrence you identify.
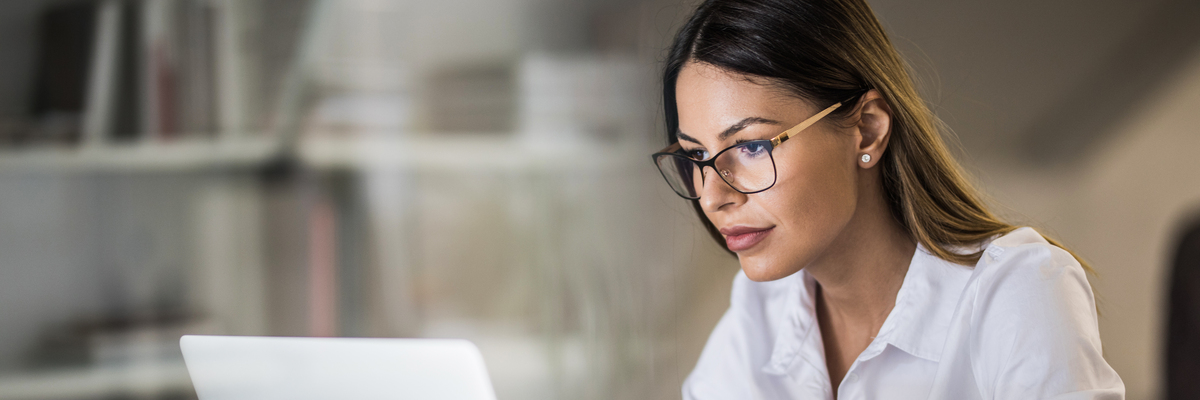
[0,0,1196,399]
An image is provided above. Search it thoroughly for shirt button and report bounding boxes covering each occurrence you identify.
[845,373,859,384]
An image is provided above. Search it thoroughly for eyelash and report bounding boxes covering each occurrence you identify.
[686,138,758,157]
[686,139,755,153]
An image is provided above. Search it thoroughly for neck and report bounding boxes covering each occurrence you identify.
[806,183,915,327]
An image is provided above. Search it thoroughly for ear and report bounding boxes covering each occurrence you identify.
[854,89,892,168]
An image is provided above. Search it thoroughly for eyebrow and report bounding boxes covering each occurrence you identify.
[677,132,701,144]
[677,117,783,145]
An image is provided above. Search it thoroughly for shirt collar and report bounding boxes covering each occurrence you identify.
[762,270,823,375]
[871,243,973,362]
[761,242,974,375]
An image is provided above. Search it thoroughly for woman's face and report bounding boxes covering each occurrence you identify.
[675,62,862,282]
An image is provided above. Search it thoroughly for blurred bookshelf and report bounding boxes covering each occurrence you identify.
[0,0,309,398]
[0,0,649,173]
[0,136,279,172]
[0,134,640,173]
[0,0,306,168]
[0,1,698,400]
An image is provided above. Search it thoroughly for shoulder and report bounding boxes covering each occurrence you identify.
[978,226,1082,271]
[967,227,1097,337]
[978,226,1079,271]
[959,227,1124,398]
[969,227,1094,315]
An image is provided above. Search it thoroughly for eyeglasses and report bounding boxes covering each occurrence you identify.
[651,96,855,200]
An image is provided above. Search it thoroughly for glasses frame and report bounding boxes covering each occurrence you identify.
[652,92,862,200]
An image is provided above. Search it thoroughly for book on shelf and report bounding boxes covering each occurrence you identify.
[108,0,142,142]
[212,0,312,138]
[27,1,96,146]
[140,0,220,141]
[82,1,121,146]
[178,0,218,138]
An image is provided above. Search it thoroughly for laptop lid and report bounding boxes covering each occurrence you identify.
[180,335,497,400]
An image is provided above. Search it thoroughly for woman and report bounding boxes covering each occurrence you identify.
[651,0,1125,398]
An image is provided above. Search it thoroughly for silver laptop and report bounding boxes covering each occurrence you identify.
[180,335,497,400]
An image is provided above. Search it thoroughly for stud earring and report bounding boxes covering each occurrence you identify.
[861,154,871,163]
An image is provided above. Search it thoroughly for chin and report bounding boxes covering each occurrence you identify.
[738,254,799,282]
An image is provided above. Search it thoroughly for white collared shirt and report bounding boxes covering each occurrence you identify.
[682,227,1125,400]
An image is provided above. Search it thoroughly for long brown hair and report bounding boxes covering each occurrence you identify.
[663,0,1093,272]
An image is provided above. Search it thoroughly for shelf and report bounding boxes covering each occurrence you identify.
[0,359,192,399]
[297,134,646,173]
[0,134,651,174]
[0,137,282,173]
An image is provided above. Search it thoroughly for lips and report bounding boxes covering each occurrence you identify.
[719,226,774,252]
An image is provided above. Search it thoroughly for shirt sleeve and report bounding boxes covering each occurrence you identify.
[682,272,759,400]
[970,242,1125,400]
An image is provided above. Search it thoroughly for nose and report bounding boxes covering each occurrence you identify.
[698,165,743,212]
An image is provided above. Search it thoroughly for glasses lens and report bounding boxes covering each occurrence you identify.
[654,154,701,199]
[713,141,776,193]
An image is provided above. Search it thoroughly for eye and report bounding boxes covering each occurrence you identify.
[684,148,708,160]
[737,142,768,158]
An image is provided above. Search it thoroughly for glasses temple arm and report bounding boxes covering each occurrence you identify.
[769,101,844,147]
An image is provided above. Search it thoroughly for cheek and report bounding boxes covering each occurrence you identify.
[739,138,858,280]
[772,140,858,224]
